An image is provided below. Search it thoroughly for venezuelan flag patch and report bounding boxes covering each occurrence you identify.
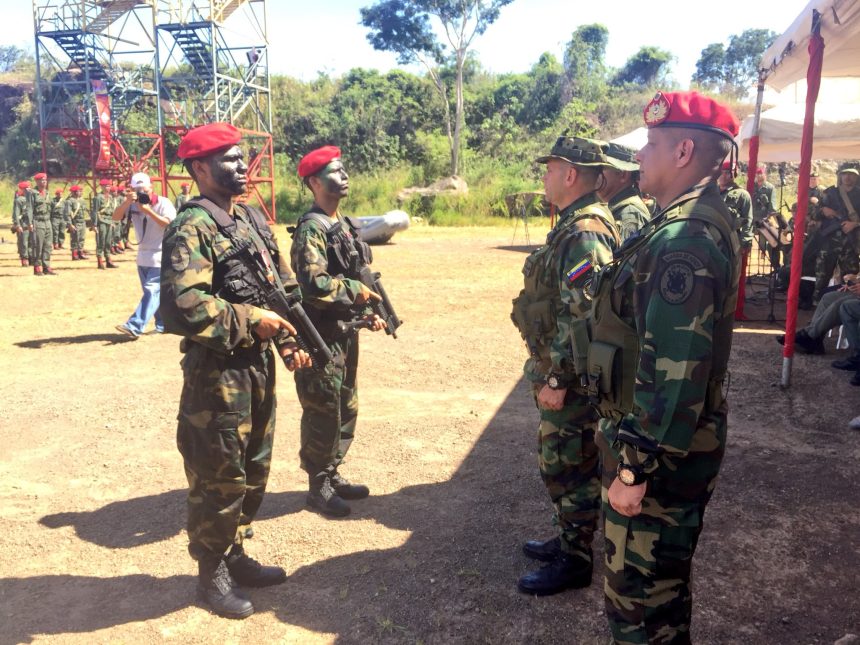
[566,258,592,285]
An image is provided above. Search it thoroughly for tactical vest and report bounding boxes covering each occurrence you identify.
[178,197,285,308]
[587,189,740,418]
[293,208,373,280]
[511,204,619,376]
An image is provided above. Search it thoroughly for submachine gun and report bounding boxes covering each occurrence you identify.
[238,243,333,371]
[336,265,403,338]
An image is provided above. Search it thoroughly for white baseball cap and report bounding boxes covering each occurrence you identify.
[130,172,151,189]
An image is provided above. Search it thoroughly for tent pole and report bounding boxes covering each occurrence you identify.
[781,10,825,389]
[746,73,766,195]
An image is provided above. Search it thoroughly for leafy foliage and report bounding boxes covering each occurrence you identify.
[692,28,777,97]
[612,46,673,87]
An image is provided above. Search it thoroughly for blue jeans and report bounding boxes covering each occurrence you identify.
[839,297,860,352]
[125,265,163,334]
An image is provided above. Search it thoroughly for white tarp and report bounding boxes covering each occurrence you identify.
[610,127,648,151]
[738,100,860,161]
[761,0,860,91]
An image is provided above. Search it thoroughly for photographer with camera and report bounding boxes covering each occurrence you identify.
[113,172,177,338]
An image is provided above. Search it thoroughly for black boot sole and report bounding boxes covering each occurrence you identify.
[333,486,370,501]
[516,574,592,596]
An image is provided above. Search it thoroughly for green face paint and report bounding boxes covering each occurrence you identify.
[318,159,349,198]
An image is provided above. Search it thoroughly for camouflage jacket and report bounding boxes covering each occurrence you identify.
[720,182,753,249]
[50,196,65,219]
[160,200,297,354]
[28,189,51,222]
[516,192,618,383]
[821,184,860,221]
[600,182,739,475]
[63,197,85,225]
[608,185,651,242]
[752,181,776,220]
[289,205,367,321]
[91,192,114,224]
[12,193,30,227]
[175,194,190,211]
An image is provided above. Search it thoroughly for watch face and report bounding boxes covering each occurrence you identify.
[618,467,636,485]
[547,375,559,389]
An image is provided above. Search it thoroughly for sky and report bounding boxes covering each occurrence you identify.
[6,0,812,88]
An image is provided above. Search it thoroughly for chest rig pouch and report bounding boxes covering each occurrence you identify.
[511,205,616,374]
[296,209,373,280]
[588,195,739,419]
[179,198,282,307]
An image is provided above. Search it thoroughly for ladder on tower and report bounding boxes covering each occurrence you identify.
[211,0,248,23]
[86,0,150,34]
[45,31,109,80]
[160,23,215,77]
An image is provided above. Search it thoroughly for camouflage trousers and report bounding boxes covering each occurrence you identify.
[32,220,53,269]
[175,342,276,561]
[294,334,359,478]
[52,216,65,246]
[69,222,86,252]
[16,228,31,260]
[532,383,600,562]
[597,409,727,645]
[96,220,113,260]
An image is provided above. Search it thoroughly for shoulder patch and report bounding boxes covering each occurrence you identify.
[170,238,191,272]
[658,251,703,305]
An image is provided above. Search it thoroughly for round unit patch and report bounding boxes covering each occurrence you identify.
[659,261,694,305]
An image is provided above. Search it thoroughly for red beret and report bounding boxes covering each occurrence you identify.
[180,182,190,188]
[33,172,47,180]
[298,146,341,178]
[70,185,82,192]
[756,164,766,174]
[643,91,739,141]
[17,181,30,189]
[55,188,63,194]
[99,178,111,186]
[178,122,242,160]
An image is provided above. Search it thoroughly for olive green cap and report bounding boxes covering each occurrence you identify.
[604,142,640,172]
[837,162,859,176]
[536,135,610,167]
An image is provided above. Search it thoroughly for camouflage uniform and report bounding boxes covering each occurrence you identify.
[64,195,87,256]
[12,191,31,263]
[175,192,190,211]
[592,181,740,644]
[50,194,66,247]
[91,189,114,264]
[812,183,860,301]
[289,206,372,479]
[608,186,651,242]
[720,182,753,251]
[160,198,297,562]
[753,180,779,268]
[512,190,619,566]
[29,188,53,272]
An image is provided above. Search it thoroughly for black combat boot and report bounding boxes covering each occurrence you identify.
[306,474,351,517]
[225,544,286,587]
[832,352,860,371]
[197,556,254,619]
[795,329,825,355]
[522,536,561,562]
[331,471,369,500]
[517,552,593,596]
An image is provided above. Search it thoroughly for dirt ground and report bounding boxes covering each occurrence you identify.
[0,222,858,645]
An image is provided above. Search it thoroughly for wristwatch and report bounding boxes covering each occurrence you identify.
[617,463,647,486]
[546,373,566,390]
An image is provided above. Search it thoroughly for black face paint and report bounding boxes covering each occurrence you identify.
[318,159,349,198]
[209,145,248,196]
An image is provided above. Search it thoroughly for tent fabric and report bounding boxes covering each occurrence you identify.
[738,101,860,161]
[609,127,648,151]
[761,0,860,91]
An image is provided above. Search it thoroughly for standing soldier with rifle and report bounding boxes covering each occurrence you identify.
[50,187,66,250]
[160,122,313,620]
[12,180,32,267]
[175,182,191,210]
[91,179,118,269]
[291,145,393,518]
[813,163,860,304]
[29,172,58,275]
[511,136,619,595]
[64,185,87,260]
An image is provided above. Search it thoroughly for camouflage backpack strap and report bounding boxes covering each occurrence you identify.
[570,203,621,247]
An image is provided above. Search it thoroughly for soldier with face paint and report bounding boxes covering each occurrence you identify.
[160,122,311,620]
[290,146,385,519]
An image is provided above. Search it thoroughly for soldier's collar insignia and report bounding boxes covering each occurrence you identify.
[644,92,670,127]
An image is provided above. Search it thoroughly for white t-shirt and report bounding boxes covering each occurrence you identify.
[129,194,177,268]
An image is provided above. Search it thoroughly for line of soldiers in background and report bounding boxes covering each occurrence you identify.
[10,174,192,275]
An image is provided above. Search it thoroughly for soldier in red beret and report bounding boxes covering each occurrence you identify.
[290,145,386,518]
[28,171,57,275]
[91,179,118,269]
[160,122,310,619]
[64,185,88,260]
[174,181,192,210]
[51,187,66,250]
[12,181,32,266]
[590,91,741,643]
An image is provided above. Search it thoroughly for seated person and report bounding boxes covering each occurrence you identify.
[834,291,860,385]
[777,274,860,354]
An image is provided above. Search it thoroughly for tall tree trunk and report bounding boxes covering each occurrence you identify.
[451,49,465,176]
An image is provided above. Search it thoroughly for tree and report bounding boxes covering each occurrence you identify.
[612,46,673,87]
[723,28,776,96]
[691,43,725,91]
[562,24,608,103]
[360,0,515,176]
[0,46,27,73]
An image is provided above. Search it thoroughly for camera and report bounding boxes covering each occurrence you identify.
[136,191,150,205]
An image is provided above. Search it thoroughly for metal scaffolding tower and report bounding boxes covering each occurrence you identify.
[33,0,274,219]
